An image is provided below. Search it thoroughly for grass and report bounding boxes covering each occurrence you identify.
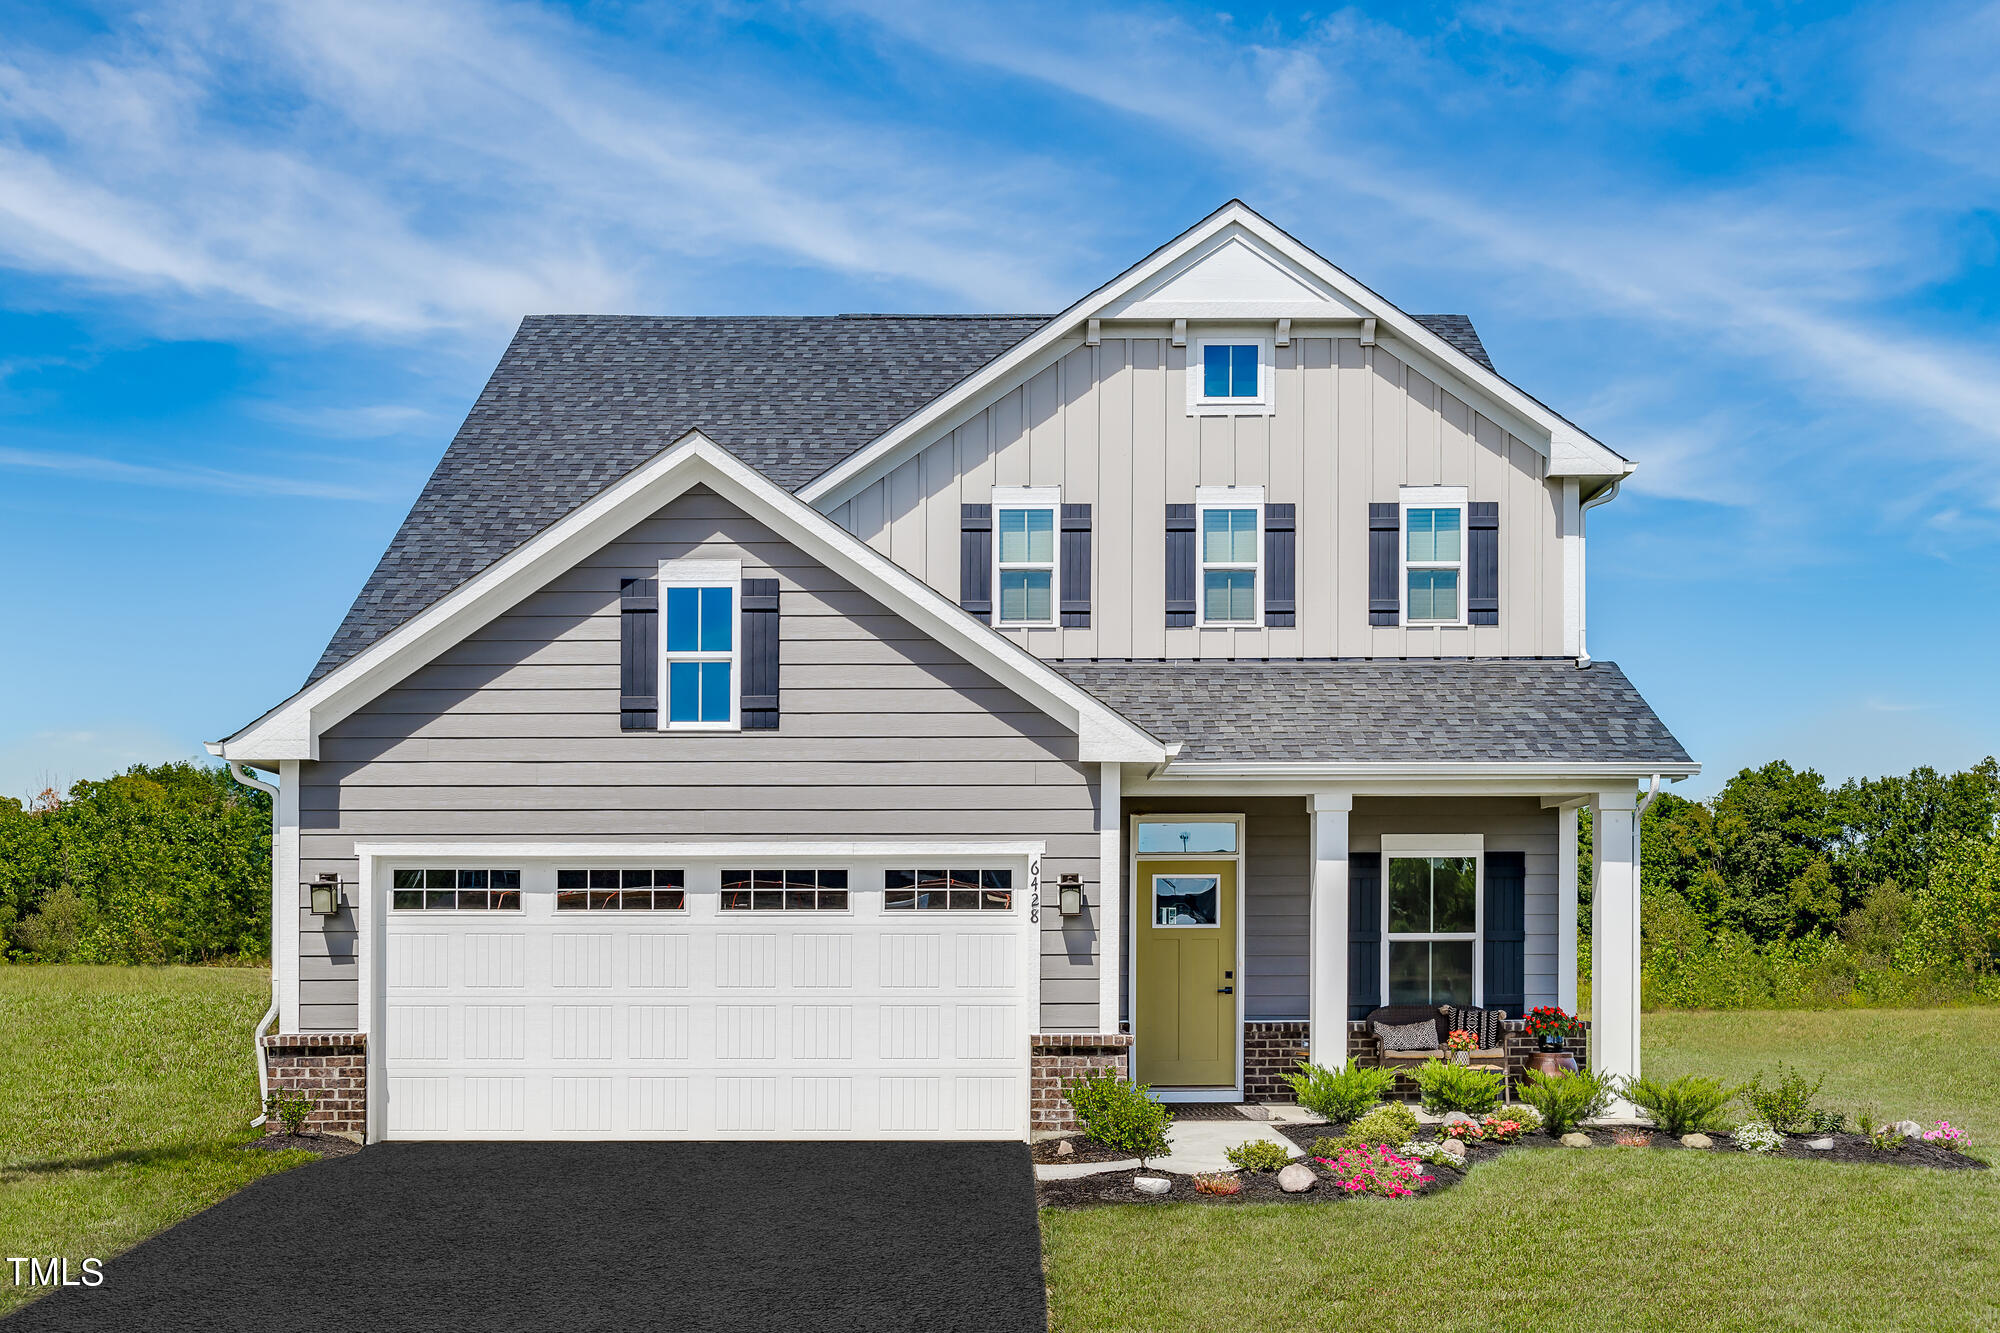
[0,965,312,1316]
[1043,1008,2000,1332]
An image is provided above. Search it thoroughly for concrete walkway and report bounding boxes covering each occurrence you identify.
[1033,1106,1330,1179]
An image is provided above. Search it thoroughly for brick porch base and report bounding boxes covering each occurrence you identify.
[261,1033,367,1140]
[1030,1033,1134,1132]
[1235,1019,1592,1103]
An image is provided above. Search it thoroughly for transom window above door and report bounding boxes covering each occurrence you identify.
[1384,842,1481,1007]
[1152,873,1221,927]
[992,486,1060,627]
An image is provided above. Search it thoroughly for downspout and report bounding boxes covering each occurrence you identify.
[1576,478,1622,663]
[230,761,281,1127]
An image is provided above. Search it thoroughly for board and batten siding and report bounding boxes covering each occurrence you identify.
[829,336,1563,660]
[1120,795,1559,1027]
[295,486,1104,1033]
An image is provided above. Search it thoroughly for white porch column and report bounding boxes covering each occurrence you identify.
[1096,762,1123,1036]
[1557,801,1582,1016]
[1307,792,1353,1069]
[1590,786,1640,1092]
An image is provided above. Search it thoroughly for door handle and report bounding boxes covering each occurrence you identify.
[1216,986,1234,994]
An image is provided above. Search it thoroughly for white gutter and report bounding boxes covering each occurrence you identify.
[230,761,281,1127]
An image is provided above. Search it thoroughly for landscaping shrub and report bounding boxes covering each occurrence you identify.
[1063,1070,1174,1163]
[1193,1171,1242,1195]
[263,1090,314,1136]
[1613,1129,1652,1147]
[1806,1107,1848,1135]
[1503,1103,1543,1135]
[1476,1111,1533,1143]
[1313,1144,1434,1197]
[1223,1138,1291,1173]
[1922,1121,1968,1152]
[1280,1061,1398,1124]
[1411,1058,1504,1116]
[1732,1120,1783,1153]
[1517,1068,1617,1134]
[1740,1063,1823,1133]
[1625,1073,1739,1135]
[1310,1104,1421,1159]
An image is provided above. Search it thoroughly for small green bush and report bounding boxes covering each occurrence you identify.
[1625,1073,1739,1136]
[264,1089,315,1136]
[1280,1061,1399,1123]
[1062,1069,1174,1163]
[1518,1068,1618,1135]
[1411,1059,1505,1116]
[1223,1138,1292,1173]
[1343,1103,1421,1148]
[1806,1106,1848,1135]
[1741,1064,1823,1133]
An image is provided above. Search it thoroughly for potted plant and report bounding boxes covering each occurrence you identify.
[1444,1029,1478,1066]
[1522,1006,1581,1079]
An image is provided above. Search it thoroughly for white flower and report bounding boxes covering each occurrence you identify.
[1731,1120,1783,1154]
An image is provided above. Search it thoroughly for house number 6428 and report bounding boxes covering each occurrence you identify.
[1028,857,1040,922]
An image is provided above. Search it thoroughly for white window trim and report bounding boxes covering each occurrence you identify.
[1185,333,1275,416]
[990,485,1061,628]
[1195,484,1264,628]
[1399,485,1468,628]
[658,557,742,731]
[1380,833,1484,1008]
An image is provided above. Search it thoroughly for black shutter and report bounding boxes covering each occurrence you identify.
[1348,852,1382,1020]
[1060,504,1092,627]
[618,577,658,730]
[959,505,992,619]
[740,578,780,730]
[1368,503,1400,626]
[1165,504,1196,627]
[1468,501,1499,626]
[1483,851,1526,1016]
[1264,503,1295,626]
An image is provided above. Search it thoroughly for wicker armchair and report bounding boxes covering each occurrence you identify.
[1361,1004,1509,1072]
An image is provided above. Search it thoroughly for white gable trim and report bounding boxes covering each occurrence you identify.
[799,201,1633,510]
[212,432,1166,767]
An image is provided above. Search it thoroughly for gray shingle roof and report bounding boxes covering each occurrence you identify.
[1050,659,1690,765]
[1413,314,1494,371]
[311,312,1495,683]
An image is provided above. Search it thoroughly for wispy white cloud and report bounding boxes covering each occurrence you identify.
[0,444,393,501]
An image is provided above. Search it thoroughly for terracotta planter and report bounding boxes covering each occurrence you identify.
[1523,1050,1579,1081]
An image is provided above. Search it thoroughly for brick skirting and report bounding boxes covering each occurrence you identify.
[1030,1033,1134,1133]
[262,1033,367,1140]
[1235,1019,1593,1103]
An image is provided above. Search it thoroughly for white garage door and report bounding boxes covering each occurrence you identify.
[376,863,1035,1140]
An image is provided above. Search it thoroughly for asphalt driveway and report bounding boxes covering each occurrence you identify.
[5,1141,1045,1332]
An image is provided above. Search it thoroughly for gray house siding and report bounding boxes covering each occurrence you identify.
[1116,794,1559,1032]
[296,485,1104,1032]
[831,336,1563,660]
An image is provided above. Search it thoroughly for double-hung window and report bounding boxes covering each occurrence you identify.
[1196,485,1261,626]
[1186,335,1273,415]
[992,486,1059,627]
[660,559,739,729]
[1383,836,1482,1007]
[1401,487,1466,625]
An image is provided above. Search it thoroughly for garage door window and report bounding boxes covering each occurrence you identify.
[556,869,686,911]
[391,869,521,911]
[884,869,1013,911]
[721,869,849,911]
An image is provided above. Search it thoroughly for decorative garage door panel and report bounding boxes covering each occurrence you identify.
[380,886,1031,1141]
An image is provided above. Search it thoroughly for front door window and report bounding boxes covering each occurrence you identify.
[1152,874,1220,927]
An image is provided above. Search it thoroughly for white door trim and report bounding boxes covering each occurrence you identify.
[1126,813,1247,1099]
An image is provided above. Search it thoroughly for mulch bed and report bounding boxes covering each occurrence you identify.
[1036,1161,1465,1209]
[243,1133,363,1160]
[1030,1135,1141,1165]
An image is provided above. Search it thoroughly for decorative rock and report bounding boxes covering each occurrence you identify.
[1133,1176,1171,1195]
[1807,1137,1835,1151]
[1440,1139,1468,1165]
[1560,1132,1592,1148]
[1680,1133,1713,1149]
[1054,1140,1075,1157]
[1441,1111,1478,1127]
[1277,1163,1317,1193]
[1891,1120,1923,1139]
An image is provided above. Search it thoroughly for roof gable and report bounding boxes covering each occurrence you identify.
[1098,225,1369,320]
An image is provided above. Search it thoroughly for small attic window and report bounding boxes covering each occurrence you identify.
[1186,334,1273,416]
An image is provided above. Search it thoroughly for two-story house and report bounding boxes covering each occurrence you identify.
[211,201,1694,1142]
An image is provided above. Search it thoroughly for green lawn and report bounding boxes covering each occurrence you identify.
[0,965,313,1316]
[1044,1008,2000,1333]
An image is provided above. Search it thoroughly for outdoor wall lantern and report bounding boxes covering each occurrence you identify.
[308,873,343,917]
[1058,873,1084,918]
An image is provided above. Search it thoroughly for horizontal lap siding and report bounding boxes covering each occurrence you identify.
[297,487,1102,1032]
[836,336,1562,659]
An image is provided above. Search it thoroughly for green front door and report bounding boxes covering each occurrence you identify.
[1134,859,1237,1087]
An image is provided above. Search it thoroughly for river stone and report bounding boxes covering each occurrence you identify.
[1807,1137,1835,1151]
[1441,1111,1478,1127]
[1278,1163,1317,1193]
[1680,1133,1714,1149]
[1054,1140,1075,1157]
[1560,1132,1592,1148]
[1134,1176,1171,1195]
[1440,1139,1468,1164]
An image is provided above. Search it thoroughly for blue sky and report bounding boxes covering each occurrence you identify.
[2,0,1997,801]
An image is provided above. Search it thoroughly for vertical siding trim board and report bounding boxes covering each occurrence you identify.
[1367,505,1400,626]
[740,578,780,728]
[1468,501,1500,626]
[959,504,993,617]
[1164,504,1196,627]
[618,577,659,730]
[1483,850,1526,1015]
[1347,852,1381,1019]
[1059,504,1092,628]
[1263,503,1296,626]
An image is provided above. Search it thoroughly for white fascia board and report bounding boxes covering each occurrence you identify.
[1129,760,1699,798]
[216,432,1164,767]
[1157,760,1700,779]
[353,839,1050,862]
[800,202,1623,509]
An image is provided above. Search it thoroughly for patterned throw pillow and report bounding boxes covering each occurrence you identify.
[1446,1006,1505,1049]
[1375,1018,1440,1052]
